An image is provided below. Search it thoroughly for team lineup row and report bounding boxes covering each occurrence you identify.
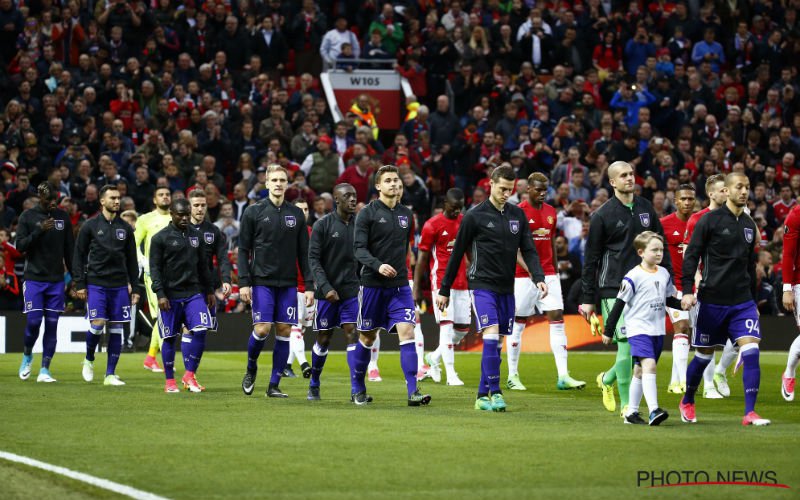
[13,162,800,419]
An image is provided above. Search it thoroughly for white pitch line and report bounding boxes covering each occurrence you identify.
[0,450,170,500]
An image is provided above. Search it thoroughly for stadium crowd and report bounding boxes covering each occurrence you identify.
[0,0,798,320]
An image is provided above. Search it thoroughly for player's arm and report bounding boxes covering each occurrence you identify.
[413,221,435,303]
[413,249,430,303]
[63,216,75,277]
[519,219,546,284]
[439,211,476,299]
[782,210,799,310]
[134,215,148,270]
[197,239,214,299]
[681,215,709,308]
[124,226,141,300]
[149,234,166,300]
[296,214,312,289]
[580,213,605,315]
[71,222,91,291]
[353,207,383,272]
[308,219,335,300]
[748,222,758,302]
[237,206,254,288]
[13,213,37,253]
[215,231,233,290]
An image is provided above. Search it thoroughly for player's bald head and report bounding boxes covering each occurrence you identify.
[171,198,190,212]
[608,161,633,180]
[725,172,749,187]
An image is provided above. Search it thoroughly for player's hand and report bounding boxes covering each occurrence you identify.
[783,290,794,312]
[325,289,339,303]
[40,218,55,231]
[436,294,449,312]
[378,264,397,278]
[304,290,315,307]
[222,282,232,298]
[131,293,140,305]
[681,293,696,310]
[76,288,87,301]
[536,281,548,299]
[240,286,252,304]
[158,297,170,311]
[601,333,613,345]
[579,303,595,321]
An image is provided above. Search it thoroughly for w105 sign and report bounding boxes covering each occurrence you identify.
[326,71,403,130]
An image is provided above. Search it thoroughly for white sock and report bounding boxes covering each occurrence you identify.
[628,376,643,414]
[507,321,524,376]
[453,327,469,345]
[414,321,425,370]
[702,352,716,390]
[289,326,307,365]
[368,333,380,369]
[672,335,690,384]
[715,339,737,375]
[437,323,453,368]
[549,320,568,377]
[786,335,800,378]
[642,373,659,414]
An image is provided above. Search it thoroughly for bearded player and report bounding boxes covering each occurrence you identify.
[137,187,172,373]
[683,174,733,399]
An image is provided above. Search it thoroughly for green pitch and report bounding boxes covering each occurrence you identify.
[0,352,798,500]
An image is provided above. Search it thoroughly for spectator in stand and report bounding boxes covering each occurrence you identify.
[321,16,360,69]
[773,185,797,224]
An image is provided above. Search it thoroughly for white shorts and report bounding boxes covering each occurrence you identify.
[433,289,471,325]
[667,306,690,325]
[514,275,563,317]
[297,292,314,328]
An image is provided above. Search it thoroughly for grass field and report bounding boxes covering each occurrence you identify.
[0,351,798,500]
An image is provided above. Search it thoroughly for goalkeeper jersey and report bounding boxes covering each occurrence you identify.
[135,210,171,273]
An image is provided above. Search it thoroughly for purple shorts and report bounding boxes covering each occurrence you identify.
[470,289,515,335]
[157,294,212,339]
[357,285,415,333]
[629,335,665,362]
[314,296,358,331]
[86,285,131,323]
[23,280,65,313]
[693,300,761,348]
[252,286,297,325]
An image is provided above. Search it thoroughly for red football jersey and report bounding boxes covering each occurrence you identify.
[418,213,468,290]
[782,205,800,286]
[660,213,689,291]
[683,207,710,246]
[514,201,557,277]
[773,199,797,224]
